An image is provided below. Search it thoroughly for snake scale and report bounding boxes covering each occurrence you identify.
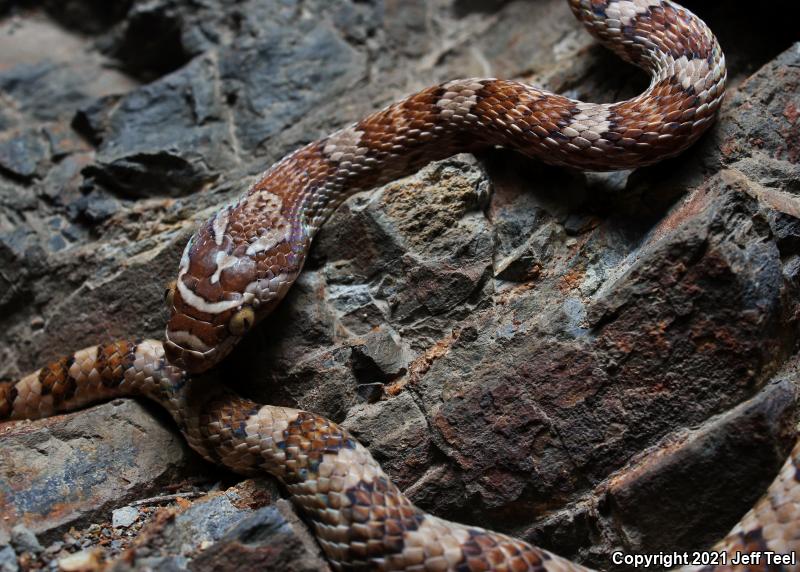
[4,0,799,570]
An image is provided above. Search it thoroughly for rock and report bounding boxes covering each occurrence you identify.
[65,190,120,224]
[120,480,277,561]
[75,18,369,199]
[350,327,409,385]
[0,129,48,181]
[103,0,190,80]
[44,124,89,160]
[111,507,139,529]
[57,549,104,572]
[494,218,565,282]
[0,401,211,544]
[0,545,17,572]
[770,210,800,253]
[714,42,800,167]
[355,382,384,404]
[600,378,796,559]
[76,55,232,199]
[37,1,129,35]
[218,23,367,159]
[10,524,41,555]
[341,393,432,490]
[45,541,63,555]
[104,480,327,571]
[187,502,331,572]
[0,57,134,125]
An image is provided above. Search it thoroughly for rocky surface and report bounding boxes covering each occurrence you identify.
[106,481,330,572]
[1,0,800,570]
[0,400,214,545]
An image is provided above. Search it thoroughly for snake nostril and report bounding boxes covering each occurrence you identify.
[163,340,187,369]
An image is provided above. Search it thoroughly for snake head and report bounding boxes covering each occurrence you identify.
[164,199,302,373]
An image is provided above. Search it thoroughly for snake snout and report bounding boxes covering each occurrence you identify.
[163,296,232,373]
[163,339,215,373]
[163,325,234,374]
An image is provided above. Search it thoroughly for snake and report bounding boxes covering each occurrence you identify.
[5,0,799,570]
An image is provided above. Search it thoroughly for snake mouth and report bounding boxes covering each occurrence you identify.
[163,337,222,374]
[164,304,237,373]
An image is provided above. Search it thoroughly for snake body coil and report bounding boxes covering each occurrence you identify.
[6,341,800,571]
[7,2,796,571]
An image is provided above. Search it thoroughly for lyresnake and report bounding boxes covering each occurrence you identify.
[6,1,800,570]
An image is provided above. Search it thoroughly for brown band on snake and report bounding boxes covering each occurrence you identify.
[96,340,135,388]
[37,355,77,406]
[0,382,17,420]
[162,0,727,374]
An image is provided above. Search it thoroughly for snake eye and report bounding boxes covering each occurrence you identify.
[164,280,177,308]
[229,306,255,336]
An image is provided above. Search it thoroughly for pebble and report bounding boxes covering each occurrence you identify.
[0,545,18,572]
[45,542,63,555]
[111,506,139,529]
[57,549,102,572]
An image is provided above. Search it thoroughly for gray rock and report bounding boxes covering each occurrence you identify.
[104,480,327,572]
[77,55,233,198]
[342,393,432,490]
[0,129,47,181]
[218,23,367,159]
[66,190,120,224]
[494,218,565,282]
[350,326,410,389]
[111,506,139,529]
[104,0,191,80]
[0,545,17,572]
[0,401,209,544]
[44,541,62,555]
[187,501,331,572]
[56,549,103,572]
[713,42,800,168]
[0,55,133,124]
[601,378,796,556]
[355,382,384,403]
[10,524,41,555]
